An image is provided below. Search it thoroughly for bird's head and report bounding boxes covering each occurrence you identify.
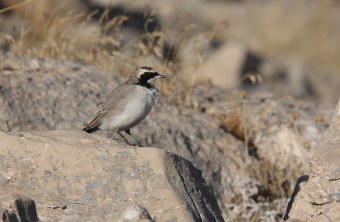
[129,66,165,86]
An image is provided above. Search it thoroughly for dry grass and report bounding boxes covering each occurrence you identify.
[2,0,338,101]
[0,0,219,105]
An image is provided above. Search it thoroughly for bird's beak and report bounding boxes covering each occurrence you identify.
[156,73,165,79]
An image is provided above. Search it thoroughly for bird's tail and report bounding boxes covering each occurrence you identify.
[82,125,100,133]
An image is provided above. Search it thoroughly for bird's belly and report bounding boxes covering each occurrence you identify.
[105,88,158,131]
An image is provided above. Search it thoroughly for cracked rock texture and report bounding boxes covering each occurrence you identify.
[284,100,340,222]
[0,130,224,222]
[0,52,337,221]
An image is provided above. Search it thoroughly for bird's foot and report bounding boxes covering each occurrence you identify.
[124,130,142,147]
[117,131,140,147]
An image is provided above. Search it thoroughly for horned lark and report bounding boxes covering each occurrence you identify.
[83,66,165,146]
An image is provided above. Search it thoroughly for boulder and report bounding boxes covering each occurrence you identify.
[195,42,261,88]
[194,42,340,106]
[258,57,340,106]
[284,99,340,222]
[0,130,224,221]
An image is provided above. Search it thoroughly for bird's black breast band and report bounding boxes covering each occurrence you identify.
[135,72,158,89]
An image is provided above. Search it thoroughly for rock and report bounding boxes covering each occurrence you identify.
[146,86,332,220]
[14,196,39,222]
[259,58,308,98]
[258,57,340,106]
[0,52,122,132]
[0,52,334,221]
[194,42,340,106]
[284,99,340,221]
[189,39,340,107]
[165,153,223,222]
[0,130,224,221]
[195,42,262,88]
[1,207,20,222]
[1,195,39,222]
[0,34,14,52]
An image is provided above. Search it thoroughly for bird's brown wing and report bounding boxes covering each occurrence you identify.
[82,107,107,132]
[82,83,132,133]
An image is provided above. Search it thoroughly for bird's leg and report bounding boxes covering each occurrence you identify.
[125,129,142,147]
[117,131,133,146]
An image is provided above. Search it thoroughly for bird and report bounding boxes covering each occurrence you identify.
[82,66,165,146]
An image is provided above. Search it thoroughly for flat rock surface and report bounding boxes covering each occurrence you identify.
[0,130,224,221]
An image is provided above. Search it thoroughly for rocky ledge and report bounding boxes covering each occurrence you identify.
[0,130,224,221]
[284,100,340,222]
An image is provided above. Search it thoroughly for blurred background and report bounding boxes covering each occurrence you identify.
[0,0,339,107]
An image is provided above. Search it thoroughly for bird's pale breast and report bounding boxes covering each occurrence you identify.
[100,85,159,131]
